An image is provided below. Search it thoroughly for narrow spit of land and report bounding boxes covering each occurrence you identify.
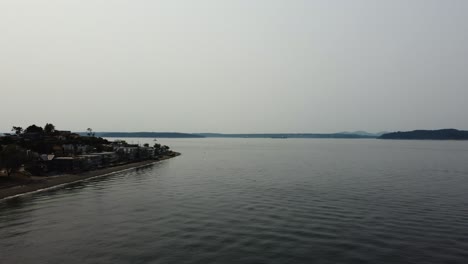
[0,153,180,200]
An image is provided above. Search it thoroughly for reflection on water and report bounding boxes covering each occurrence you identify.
[1,139,468,264]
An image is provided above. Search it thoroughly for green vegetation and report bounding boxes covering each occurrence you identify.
[0,145,27,177]
[44,123,55,134]
[87,128,95,137]
[24,124,44,134]
[11,126,23,135]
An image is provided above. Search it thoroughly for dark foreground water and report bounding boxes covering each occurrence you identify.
[1,139,468,264]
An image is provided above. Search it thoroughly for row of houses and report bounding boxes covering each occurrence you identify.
[40,152,119,173]
[2,127,173,175]
[33,145,164,174]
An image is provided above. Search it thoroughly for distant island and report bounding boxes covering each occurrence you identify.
[379,129,468,140]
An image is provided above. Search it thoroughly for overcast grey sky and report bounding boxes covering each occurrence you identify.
[1,0,467,133]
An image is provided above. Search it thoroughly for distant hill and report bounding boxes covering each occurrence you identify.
[77,132,205,138]
[379,129,468,140]
[338,131,387,137]
[194,133,376,139]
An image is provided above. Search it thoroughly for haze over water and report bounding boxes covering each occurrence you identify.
[2,1,468,133]
[1,138,468,264]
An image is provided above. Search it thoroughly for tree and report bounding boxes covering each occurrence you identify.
[143,143,149,147]
[86,128,95,137]
[0,145,27,177]
[161,145,170,154]
[44,123,55,134]
[11,126,23,135]
[25,124,44,134]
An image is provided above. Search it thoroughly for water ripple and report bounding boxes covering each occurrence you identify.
[2,139,468,264]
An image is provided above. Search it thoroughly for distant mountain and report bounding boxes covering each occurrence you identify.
[379,129,468,140]
[77,132,205,138]
[194,133,376,139]
[376,131,389,136]
[338,131,385,137]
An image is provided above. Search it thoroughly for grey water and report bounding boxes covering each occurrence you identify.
[1,138,468,264]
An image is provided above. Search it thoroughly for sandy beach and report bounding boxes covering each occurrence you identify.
[0,153,180,200]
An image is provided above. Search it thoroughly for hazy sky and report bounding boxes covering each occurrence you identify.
[1,0,467,133]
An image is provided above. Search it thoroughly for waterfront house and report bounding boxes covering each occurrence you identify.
[52,145,64,156]
[76,145,92,155]
[36,154,54,173]
[22,132,42,141]
[63,144,75,155]
[89,152,119,165]
[53,157,79,172]
[77,154,103,169]
[114,146,139,161]
[141,147,155,159]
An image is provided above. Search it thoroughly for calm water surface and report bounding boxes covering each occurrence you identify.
[1,139,468,264]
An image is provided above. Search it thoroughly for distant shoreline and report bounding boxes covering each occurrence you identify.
[84,132,378,139]
[0,153,180,200]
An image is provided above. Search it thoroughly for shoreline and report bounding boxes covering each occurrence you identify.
[0,153,180,200]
